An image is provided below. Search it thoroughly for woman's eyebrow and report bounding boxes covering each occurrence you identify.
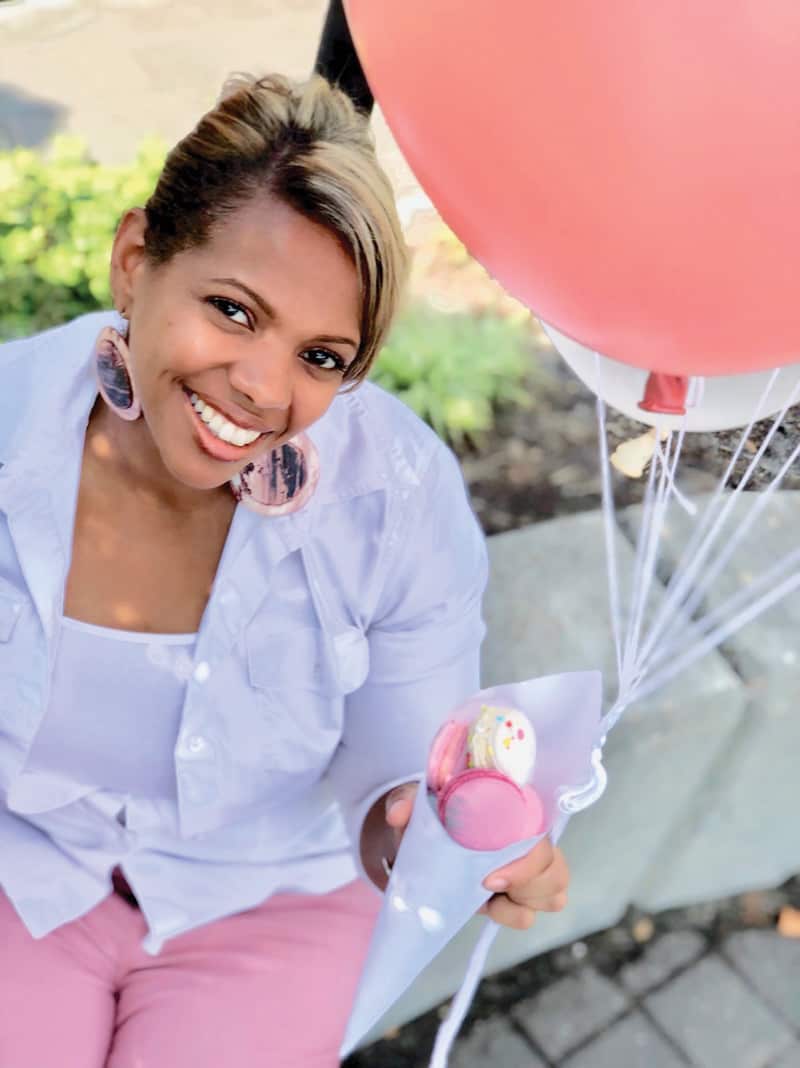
[313,334,359,350]
[210,276,359,349]
[210,277,277,319]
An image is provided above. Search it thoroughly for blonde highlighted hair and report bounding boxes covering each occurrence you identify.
[144,73,408,382]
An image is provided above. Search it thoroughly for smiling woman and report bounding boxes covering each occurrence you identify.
[108,192,365,487]
[0,72,567,1068]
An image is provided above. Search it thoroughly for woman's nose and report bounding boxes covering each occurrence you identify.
[228,351,293,414]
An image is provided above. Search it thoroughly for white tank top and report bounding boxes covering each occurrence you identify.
[26,617,197,801]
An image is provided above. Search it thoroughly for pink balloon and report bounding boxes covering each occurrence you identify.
[346,1,800,376]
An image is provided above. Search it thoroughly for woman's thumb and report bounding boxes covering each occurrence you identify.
[384,782,418,827]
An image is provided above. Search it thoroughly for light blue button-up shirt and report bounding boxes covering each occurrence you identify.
[0,311,488,953]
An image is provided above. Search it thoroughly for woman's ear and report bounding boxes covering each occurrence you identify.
[110,207,148,313]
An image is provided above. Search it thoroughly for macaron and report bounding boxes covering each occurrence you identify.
[467,704,536,786]
[437,769,545,850]
[426,719,469,793]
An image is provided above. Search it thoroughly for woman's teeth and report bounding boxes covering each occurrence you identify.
[189,393,263,447]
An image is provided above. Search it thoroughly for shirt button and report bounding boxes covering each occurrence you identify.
[193,661,211,684]
[187,735,208,755]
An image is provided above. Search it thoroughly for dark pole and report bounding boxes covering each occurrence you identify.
[314,0,374,115]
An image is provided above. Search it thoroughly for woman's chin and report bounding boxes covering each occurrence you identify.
[163,451,241,495]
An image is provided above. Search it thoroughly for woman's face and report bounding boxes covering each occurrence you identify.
[112,195,362,490]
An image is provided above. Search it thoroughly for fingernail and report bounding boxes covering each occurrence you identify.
[485,877,509,892]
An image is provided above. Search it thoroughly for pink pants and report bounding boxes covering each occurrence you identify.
[0,879,381,1068]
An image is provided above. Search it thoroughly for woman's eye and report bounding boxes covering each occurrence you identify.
[208,297,251,328]
[303,348,347,373]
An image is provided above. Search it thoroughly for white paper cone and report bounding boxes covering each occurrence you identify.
[341,671,603,1056]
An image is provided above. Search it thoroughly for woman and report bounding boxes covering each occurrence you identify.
[0,74,568,1067]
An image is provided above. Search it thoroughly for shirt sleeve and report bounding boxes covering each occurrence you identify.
[325,442,488,887]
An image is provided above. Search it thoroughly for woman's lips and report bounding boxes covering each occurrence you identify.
[182,387,269,463]
[183,385,273,434]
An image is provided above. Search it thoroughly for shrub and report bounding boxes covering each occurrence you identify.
[0,134,165,340]
[370,303,532,443]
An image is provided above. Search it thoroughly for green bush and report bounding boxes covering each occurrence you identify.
[371,303,532,443]
[0,134,165,340]
[0,137,532,442]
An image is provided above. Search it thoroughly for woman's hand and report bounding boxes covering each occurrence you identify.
[359,781,420,891]
[477,836,569,929]
[361,783,570,931]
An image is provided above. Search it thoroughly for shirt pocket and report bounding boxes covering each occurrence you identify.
[246,624,340,695]
[247,622,370,697]
[245,623,344,781]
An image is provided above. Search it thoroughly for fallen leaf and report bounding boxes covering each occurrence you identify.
[632,916,655,943]
[778,905,800,938]
[610,428,658,479]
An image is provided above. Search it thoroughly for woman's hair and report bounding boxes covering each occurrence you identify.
[143,73,408,383]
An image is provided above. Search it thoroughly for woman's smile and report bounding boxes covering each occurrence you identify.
[181,385,273,463]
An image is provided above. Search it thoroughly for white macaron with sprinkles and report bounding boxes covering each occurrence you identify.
[467,704,537,785]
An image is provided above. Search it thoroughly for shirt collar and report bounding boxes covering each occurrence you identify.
[0,311,112,479]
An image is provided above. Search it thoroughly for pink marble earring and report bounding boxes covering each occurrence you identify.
[93,314,141,421]
[229,432,320,516]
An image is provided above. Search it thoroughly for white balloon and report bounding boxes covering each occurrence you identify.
[541,320,800,433]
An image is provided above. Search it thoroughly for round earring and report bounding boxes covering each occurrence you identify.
[93,314,141,421]
[229,432,320,516]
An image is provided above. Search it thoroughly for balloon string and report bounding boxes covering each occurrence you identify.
[427,819,570,1068]
[658,426,696,517]
[636,372,800,669]
[638,371,781,663]
[594,368,624,687]
[627,563,800,704]
[633,369,788,670]
[620,431,667,694]
[601,368,800,729]
[427,921,500,1068]
[646,542,800,675]
[619,426,686,702]
[618,425,661,690]
[649,428,800,661]
[599,426,686,736]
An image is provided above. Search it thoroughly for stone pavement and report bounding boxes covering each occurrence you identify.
[0,0,421,204]
[448,929,800,1068]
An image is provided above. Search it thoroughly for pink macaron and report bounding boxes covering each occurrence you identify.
[427,720,469,793]
[437,769,546,851]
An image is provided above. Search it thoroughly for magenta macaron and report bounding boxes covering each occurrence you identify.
[437,770,545,851]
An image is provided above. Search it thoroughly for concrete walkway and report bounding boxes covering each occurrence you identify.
[449,929,800,1068]
[0,0,419,200]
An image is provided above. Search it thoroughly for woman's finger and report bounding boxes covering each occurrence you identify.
[384,783,418,830]
[483,836,555,892]
[480,893,538,931]
[509,862,570,911]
